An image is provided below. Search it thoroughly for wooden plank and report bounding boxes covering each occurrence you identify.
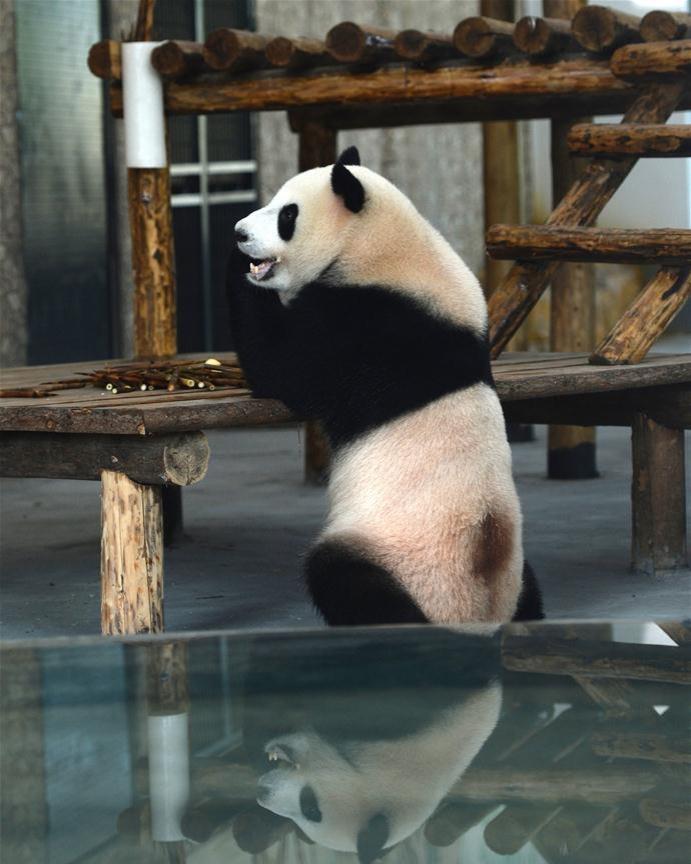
[631,414,688,575]
[100,470,164,635]
[591,267,691,365]
[612,39,691,80]
[487,225,691,265]
[0,431,209,485]
[502,635,691,684]
[568,123,691,158]
[487,81,685,357]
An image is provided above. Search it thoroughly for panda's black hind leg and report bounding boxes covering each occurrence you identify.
[305,540,428,626]
[513,561,544,621]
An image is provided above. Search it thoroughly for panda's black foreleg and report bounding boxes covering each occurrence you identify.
[305,540,428,626]
[512,561,544,621]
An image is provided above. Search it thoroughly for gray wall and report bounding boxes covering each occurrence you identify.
[0,0,28,367]
[254,0,485,278]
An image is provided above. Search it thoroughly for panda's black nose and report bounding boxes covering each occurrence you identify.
[234,228,248,244]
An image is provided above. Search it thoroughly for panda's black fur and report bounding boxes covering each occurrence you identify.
[227,147,543,625]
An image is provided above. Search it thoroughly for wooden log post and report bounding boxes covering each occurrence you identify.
[480,0,532,443]
[631,413,688,576]
[568,123,691,158]
[325,22,397,65]
[591,266,691,365]
[487,81,685,358]
[571,5,642,53]
[101,469,164,635]
[640,11,691,43]
[545,0,596,480]
[296,120,337,486]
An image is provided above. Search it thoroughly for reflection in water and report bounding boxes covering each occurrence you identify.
[0,622,689,863]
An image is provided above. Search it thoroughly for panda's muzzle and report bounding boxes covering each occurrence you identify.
[248,257,280,281]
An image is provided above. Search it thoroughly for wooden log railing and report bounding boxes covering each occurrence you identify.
[590,267,691,365]
[571,5,642,53]
[393,29,457,63]
[487,81,684,358]
[453,16,516,58]
[325,22,397,64]
[202,28,273,73]
[151,40,208,78]
[513,16,575,56]
[568,123,691,157]
[486,226,691,265]
[640,11,691,43]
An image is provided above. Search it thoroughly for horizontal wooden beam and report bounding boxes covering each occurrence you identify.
[591,266,691,365]
[502,635,691,684]
[0,431,209,485]
[487,226,691,265]
[591,731,691,764]
[108,56,635,117]
[572,5,642,53]
[611,39,691,80]
[639,798,691,830]
[568,123,691,158]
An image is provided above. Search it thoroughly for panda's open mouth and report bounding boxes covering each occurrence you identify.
[265,742,300,770]
[248,257,279,281]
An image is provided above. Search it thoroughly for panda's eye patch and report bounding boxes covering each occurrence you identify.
[299,785,322,823]
[278,204,299,241]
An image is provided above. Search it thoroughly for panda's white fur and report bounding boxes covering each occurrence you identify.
[230,147,538,624]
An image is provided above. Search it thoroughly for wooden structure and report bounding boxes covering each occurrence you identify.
[1,2,690,635]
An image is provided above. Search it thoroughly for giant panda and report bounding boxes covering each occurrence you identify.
[228,146,543,625]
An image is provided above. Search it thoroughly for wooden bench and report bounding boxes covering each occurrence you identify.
[2,351,689,634]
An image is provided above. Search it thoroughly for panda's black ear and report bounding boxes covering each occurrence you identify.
[331,161,365,214]
[356,813,389,864]
[336,145,360,166]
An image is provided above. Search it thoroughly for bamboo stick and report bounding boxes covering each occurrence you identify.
[611,39,691,80]
[453,16,515,58]
[513,16,575,56]
[487,225,691,265]
[572,5,642,53]
[640,11,691,43]
[590,266,691,365]
[202,28,273,73]
[325,22,397,64]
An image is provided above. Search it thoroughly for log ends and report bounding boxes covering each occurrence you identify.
[326,22,397,63]
[453,16,515,58]
[513,17,574,57]
[640,11,691,43]
[88,39,122,80]
[571,5,642,53]
[151,40,207,78]
[162,432,210,486]
[202,28,272,73]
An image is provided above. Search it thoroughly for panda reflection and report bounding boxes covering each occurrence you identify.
[229,147,542,625]
[243,628,502,862]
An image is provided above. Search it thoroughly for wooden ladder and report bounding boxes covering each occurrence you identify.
[486,39,691,576]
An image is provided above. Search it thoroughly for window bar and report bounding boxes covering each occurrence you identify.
[195,0,213,351]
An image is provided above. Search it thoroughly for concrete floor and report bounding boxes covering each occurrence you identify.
[1,425,689,639]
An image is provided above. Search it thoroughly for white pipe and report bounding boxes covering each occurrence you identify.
[147,713,190,842]
[122,42,166,169]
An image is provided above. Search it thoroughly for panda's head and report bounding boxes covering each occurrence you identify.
[234,146,368,294]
